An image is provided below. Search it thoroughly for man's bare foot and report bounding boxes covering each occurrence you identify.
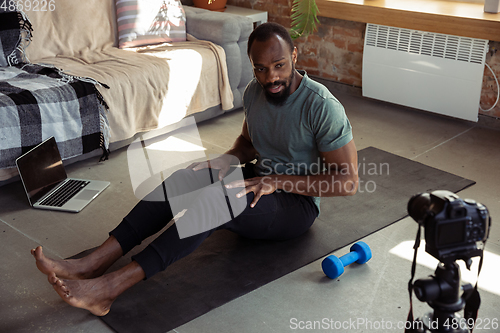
[48,261,145,316]
[31,246,103,280]
[49,272,115,316]
[31,237,123,280]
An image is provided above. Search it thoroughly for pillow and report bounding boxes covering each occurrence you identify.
[116,0,187,49]
[0,10,31,66]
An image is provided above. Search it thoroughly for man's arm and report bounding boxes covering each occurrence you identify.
[226,139,358,207]
[273,139,358,197]
[224,120,258,165]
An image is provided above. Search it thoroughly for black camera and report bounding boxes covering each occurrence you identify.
[405,190,491,333]
[408,190,490,264]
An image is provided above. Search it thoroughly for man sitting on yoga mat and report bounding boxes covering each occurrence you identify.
[31,22,359,316]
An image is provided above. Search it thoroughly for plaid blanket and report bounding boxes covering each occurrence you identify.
[0,10,31,66]
[0,63,110,169]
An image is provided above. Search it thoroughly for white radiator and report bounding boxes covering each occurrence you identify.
[362,24,489,122]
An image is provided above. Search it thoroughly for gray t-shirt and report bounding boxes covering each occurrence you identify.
[243,72,353,212]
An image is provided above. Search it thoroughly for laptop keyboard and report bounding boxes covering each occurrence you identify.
[39,179,90,207]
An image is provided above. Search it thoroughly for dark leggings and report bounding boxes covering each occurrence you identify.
[109,164,319,279]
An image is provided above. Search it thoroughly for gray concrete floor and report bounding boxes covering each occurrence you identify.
[1,80,500,333]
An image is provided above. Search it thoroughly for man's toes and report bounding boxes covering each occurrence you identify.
[32,246,40,259]
[52,282,70,298]
[59,282,69,292]
[34,246,44,259]
[48,272,58,285]
[54,278,64,288]
[55,279,67,290]
[49,275,71,295]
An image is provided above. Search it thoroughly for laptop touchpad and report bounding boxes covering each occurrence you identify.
[75,190,100,201]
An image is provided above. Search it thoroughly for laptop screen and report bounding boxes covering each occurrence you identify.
[16,137,68,205]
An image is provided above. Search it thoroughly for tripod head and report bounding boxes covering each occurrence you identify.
[413,262,474,332]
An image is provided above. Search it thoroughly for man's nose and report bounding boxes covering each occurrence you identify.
[265,68,279,84]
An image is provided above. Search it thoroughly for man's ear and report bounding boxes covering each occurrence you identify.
[292,46,298,64]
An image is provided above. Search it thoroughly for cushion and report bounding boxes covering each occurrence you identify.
[23,0,116,62]
[0,10,31,66]
[116,0,187,49]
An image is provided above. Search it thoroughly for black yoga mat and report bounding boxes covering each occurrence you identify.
[99,147,475,333]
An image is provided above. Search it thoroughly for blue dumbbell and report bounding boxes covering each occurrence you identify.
[322,241,372,279]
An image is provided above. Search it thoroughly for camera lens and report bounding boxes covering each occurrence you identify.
[408,193,431,223]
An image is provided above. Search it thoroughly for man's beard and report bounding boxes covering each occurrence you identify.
[263,67,295,106]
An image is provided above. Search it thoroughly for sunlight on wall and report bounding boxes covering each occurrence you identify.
[380,0,485,15]
[389,240,500,296]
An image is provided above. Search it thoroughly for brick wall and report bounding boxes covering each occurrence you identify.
[294,17,365,87]
[228,0,292,27]
[227,0,500,119]
[482,41,500,117]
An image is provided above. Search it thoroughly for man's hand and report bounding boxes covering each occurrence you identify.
[187,121,257,182]
[186,154,236,181]
[225,176,277,208]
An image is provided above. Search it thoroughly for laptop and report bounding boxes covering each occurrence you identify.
[16,136,110,213]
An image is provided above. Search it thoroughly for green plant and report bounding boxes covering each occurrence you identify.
[290,0,320,39]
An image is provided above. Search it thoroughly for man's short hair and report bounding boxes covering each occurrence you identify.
[247,22,294,56]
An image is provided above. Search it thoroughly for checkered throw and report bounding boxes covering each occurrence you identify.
[0,10,31,66]
[0,63,110,169]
